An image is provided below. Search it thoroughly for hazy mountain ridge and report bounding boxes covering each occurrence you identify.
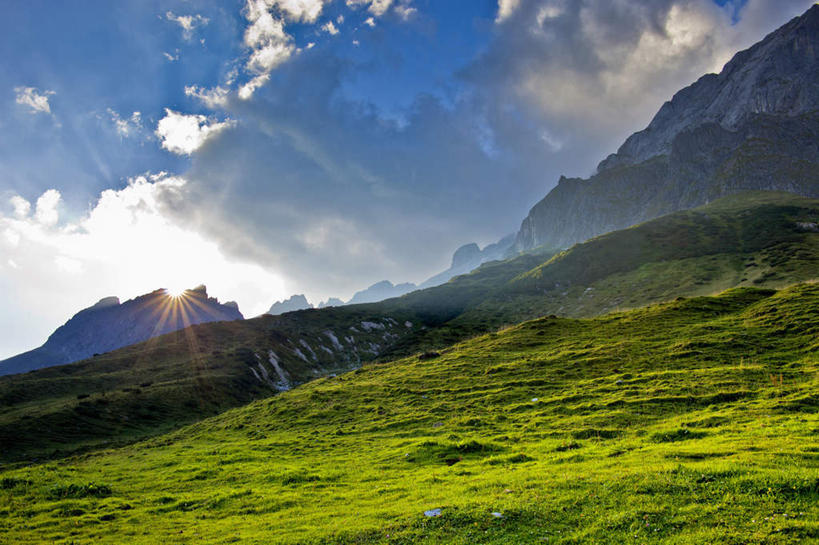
[418,234,515,289]
[267,294,313,315]
[515,5,819,252]
[0,286,243,376]
[274,236,514,312]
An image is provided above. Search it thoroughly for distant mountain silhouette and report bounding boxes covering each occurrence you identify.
[0,285,243,376]
[346,280,417,305]
[267,294,313,315]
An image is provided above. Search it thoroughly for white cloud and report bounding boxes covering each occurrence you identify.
[248,40,295,73]
[474,0,817,148]
[155,109,235,155]
[244,3,291,49]
[496,0,521,22]
[322,20,339,35]
[239,0,300,98]
[364,16,376,26]
[163,51,179,62]
[346,0,393,17]
[238,74,271,100]
[0,176,287,358]
[255,0,327,23]
[14,86,55,114]
[9,196,30,219]
[165,11,209,40]
[34,189,60,226]
[394,2,416,20]
[185,85,230,109]
[108,109,143,138]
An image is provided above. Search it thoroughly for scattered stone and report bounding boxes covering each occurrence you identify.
[432,422,443,428]
[424,508,442,517]
[491,512,504,518]
[615,380,624,385]
[531,398,539,402]
[360,321,386,332]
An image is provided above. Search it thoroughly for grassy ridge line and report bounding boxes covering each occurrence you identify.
[1,283,817,543]
[384,191,819,351]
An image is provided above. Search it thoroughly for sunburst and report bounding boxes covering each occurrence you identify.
[164,285,188,298]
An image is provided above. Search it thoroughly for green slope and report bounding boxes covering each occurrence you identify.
[2,191,816,463]
[0,307,417,462]
[1,282,818,544]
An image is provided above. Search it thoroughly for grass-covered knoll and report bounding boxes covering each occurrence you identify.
[2,283,818,544]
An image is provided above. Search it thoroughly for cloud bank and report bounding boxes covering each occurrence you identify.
[0,175,286,358]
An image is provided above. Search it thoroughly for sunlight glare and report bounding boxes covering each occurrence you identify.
[164,284,188,298]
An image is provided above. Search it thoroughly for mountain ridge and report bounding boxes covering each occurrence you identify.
[514,5,819,252]
[0,285,243,376]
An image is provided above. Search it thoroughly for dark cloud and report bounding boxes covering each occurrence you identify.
[163,0,816,299]
[165,49,561,297]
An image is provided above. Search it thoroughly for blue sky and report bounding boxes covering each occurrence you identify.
[0,0,814,358]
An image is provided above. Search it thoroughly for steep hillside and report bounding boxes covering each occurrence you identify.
[1,192,816,462]
[0,286,243,376]
[0,306,417,463]
[389,192,819,353]
[1,283,818,544]
[514,6,819,252]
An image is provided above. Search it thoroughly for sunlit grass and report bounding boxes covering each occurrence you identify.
[1,283,818,543]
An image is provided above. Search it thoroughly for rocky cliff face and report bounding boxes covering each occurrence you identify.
[515,5,819,252]
[0,286,243,376]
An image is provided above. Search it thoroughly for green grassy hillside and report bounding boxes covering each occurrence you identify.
[2,191,817,464]
[0,307,417,462]
[1,282,818,544]
[381,191,819,353]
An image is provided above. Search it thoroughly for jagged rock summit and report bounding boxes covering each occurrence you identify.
[0,286,243,376]
[347,280,417,305]
[515,5,819,252]
[419,234,515,289]
[267,294,313,315]
[318,297,345,308]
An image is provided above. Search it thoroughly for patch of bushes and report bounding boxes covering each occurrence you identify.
[1,477,32,489]
[418,351,441,361]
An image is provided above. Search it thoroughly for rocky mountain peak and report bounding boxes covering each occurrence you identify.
[598,6,819,172]
[514,5,819,254]
[0,287,244,376]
